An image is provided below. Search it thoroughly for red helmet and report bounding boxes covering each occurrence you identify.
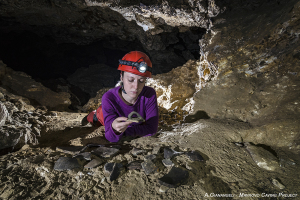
[118,51,152,78]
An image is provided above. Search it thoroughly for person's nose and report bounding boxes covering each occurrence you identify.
[133,80,138,90]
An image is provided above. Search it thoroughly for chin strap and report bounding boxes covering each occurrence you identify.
[121,82,127,94]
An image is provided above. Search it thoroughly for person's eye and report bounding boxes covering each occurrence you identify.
[128,79,134,82]
[139,79,145,83]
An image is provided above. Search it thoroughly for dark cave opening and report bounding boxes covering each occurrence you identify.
[0,25,205,108]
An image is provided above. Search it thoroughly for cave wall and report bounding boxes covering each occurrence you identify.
[193,0,300,148]
[0,0,215,75]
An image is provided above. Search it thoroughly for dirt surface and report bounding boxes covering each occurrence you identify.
[0,116,299,200]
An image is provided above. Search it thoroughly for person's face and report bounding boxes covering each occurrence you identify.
[121,71,146,99]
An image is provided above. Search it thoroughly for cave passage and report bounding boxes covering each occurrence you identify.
[0,25,205,106]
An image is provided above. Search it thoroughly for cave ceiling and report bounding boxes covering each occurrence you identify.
[0,0,221,79]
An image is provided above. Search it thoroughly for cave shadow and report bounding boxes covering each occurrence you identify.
[249,142,279,158]
[184,110,210,123]
[36,126,102,149]
[36,125,134,155]
[185,159,233,199]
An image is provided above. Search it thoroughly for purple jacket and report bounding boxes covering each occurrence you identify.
[102,86,159,142]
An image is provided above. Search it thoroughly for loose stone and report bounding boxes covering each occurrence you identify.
[92,147,119,158]
[84,159,103,169]
[185,151,204,161]
[54,157,81,171]
[162,159,174,167]
[127,160,143,170]
[56,146,86,155]
[104,163,123,181]
[131,147,146,156]
[272,178,285,190]
[141,159,159,175]
[234,142,244,147]
[164,147,183,159]
[158,167,189,188]
[244,142,279,171]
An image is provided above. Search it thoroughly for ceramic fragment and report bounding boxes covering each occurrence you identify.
[127,160,143,170]
[54,157,81,171]
[84,159,102,169]
[141,159,158,175]
[158,167,189,188]
[164,147,183,159]
[92,147,119,158]
[185,151,204,161]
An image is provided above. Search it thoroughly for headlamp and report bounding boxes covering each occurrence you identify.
[119,60,152,73]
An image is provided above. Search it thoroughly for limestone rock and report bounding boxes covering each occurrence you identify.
[0,65,71,111]
[244,143,280,171]
[272,178,285,190]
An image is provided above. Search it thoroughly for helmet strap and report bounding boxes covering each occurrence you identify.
[121,82,127,94]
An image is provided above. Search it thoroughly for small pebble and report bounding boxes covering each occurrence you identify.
[234,142,244,147]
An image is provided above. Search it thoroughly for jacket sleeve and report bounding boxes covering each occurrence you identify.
[124,89,159,137]
[101,92,125,143]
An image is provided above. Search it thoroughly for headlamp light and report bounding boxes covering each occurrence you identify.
[119,60,152,73]
[138,62,147,73]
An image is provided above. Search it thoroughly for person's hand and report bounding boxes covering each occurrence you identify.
[112,117,133,134]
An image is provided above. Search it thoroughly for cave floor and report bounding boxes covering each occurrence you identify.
[0,117,299,200]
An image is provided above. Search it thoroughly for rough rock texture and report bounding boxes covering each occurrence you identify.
[0,0,215,75]
[193,0,300,149]
[0,61,71,111]
[0,0,300,199]
[0,0,218,44]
